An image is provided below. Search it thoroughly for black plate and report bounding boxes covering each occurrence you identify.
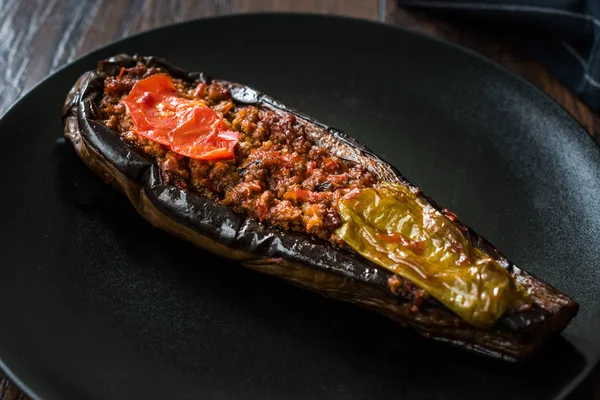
[1,13,599,400]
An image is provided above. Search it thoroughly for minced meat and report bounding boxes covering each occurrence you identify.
[99,62,377,242]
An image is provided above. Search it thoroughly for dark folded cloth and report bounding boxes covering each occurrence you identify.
[397,0,600,111]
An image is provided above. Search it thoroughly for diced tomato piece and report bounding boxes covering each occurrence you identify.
[323,158,340,173]
[283,189,319,203]
[193,82,206,98]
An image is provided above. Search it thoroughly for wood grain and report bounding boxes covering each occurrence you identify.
[0,0,598,399]
[0,0,378,116]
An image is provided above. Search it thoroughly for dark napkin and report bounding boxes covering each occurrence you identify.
[397,0,600,111]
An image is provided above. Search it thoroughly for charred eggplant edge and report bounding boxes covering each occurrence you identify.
[61,54,579,362]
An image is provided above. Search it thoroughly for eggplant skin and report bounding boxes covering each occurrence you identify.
[62,54,578,362]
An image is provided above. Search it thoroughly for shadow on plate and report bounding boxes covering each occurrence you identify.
[54,140,586,400]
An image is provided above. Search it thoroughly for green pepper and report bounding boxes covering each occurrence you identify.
[336,182,524,328]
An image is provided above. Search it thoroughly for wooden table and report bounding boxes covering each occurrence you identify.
[0,1,598,399]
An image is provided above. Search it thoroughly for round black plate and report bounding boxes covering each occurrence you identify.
[1,14,599,400]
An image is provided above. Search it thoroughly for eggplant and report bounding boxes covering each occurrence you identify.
[62,54,578,362]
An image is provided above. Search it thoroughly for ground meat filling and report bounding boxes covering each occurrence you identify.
[99,63,377,241]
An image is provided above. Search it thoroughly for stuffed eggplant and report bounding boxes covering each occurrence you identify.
[62,54,578,362]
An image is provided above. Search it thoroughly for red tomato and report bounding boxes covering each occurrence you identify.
[123,73,239,160]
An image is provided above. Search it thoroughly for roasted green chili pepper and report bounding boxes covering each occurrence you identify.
[337,182,525,328]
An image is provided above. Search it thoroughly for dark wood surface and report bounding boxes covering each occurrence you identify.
[0,1,598,399]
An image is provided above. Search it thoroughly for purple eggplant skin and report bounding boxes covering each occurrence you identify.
[62,54,578,362]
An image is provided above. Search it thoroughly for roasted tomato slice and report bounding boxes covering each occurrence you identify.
[123,73,239,160]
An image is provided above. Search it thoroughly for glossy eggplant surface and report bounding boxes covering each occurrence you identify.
[63,54,578,362]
